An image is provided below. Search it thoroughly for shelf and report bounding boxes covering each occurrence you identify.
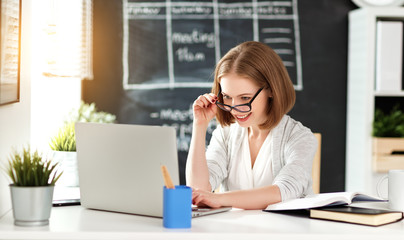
[346,7,404,194]
[374,91,404,97]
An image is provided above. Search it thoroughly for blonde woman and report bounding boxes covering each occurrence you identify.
[186,41,317,210]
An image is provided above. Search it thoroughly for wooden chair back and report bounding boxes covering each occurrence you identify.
[312,133,322,194]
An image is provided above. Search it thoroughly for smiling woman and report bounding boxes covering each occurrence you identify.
[186,41,318,210]
[0,0,21,106]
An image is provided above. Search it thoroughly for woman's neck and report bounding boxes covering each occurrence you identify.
[248,125,270,140]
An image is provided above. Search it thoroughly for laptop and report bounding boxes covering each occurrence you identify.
[76,122,231,218]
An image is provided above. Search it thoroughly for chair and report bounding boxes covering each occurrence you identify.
[312,133,322,194]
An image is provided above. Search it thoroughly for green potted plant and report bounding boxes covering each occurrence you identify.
[4,146,62,226]
[372,105,404,172]
[372,105,404,138]
[49,122,77,187]
[49,122,76,152]
[50,101,116,187]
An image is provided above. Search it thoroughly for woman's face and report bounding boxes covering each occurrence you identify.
[219,72,270,128]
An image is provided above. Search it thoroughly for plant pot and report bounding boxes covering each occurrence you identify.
[373,137,404,172]
[10,185,54,226]
[52,151,79,187]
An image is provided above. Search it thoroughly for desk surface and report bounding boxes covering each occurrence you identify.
[1,202,404,240]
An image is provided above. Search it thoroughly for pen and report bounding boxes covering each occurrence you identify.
[161,165,175,189]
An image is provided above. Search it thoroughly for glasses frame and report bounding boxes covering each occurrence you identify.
[215,87,264,113]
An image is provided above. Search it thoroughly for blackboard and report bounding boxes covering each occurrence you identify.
[123,0,302,90]
[84,0,358,192]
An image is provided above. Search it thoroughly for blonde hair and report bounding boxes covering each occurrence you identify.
[212,41,295,129]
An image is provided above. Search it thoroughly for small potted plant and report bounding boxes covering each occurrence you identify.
[50,101,116,187]
[4,146,62,226]
[372,105,404,138]
[372,105,404,172]
[49,122,77,187]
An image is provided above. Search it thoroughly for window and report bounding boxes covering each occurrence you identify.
[37,0,93,80]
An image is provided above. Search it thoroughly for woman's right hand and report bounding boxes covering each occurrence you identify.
[192,93,218,127]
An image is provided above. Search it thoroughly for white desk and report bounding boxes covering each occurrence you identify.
[0,202,404,240]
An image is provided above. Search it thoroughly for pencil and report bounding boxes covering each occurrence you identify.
[161,165,175,189]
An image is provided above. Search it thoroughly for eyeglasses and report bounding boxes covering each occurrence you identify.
[215,87,264,113]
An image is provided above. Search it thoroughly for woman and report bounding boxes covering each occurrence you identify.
[186,41,317,210]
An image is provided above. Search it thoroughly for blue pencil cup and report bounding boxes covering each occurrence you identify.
[163,185,192,228]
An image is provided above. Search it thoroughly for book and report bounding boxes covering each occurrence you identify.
[310,206,403,227]
[264,192,384,211]
[375,20,403,92]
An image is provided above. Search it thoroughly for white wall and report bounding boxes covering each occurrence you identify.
[0,0,32,217]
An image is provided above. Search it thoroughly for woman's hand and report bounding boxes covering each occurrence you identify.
[192,188,223,208]
[192,185,282,210]
[192,93,218,128]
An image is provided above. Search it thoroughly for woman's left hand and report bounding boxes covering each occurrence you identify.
[192,188,223,208]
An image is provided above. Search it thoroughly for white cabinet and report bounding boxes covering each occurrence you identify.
[346,7,404,195]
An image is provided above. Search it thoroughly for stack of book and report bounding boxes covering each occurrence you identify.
[264,192,403,227]
[310,206,402,227]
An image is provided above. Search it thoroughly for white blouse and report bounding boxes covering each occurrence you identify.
[226,129,273,191]
[205,115,317,201]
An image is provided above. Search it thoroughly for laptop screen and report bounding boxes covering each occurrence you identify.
[76,122,180,217]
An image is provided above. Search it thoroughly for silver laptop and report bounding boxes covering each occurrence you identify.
[76,122,231,218]
[76,122,180,217]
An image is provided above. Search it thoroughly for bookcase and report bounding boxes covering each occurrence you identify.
[346,7,404,195]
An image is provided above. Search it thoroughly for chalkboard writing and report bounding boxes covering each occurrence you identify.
[123,0,303,91]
